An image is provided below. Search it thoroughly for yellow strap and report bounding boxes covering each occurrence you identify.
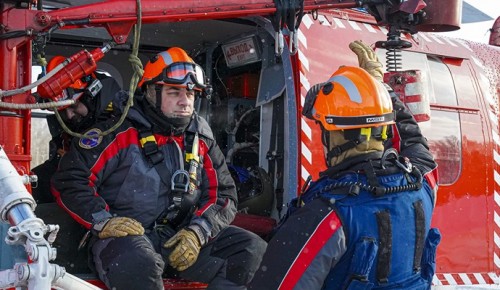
[185,152,200,163]
[105,102,114,112]
[381,125,388,140]
[360,127,371,141]
[185,133,200,163]
[140,135,156,147]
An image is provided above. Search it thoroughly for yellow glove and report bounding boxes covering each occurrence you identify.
[95,217,145,239]
[349,40,384,82]
[163,228,201,271]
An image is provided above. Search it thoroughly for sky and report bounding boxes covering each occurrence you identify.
[438,0,499,44]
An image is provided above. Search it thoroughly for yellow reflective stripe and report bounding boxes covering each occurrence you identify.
[140,135,156,147]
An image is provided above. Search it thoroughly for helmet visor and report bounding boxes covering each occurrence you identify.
[159,62,206,89]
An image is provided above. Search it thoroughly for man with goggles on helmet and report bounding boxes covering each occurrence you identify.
[32,55,122,204]
[51,47,266,290]
[249,41,440,290]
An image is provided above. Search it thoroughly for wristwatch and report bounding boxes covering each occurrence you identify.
[187,224,207,246]
[92,218,110,233]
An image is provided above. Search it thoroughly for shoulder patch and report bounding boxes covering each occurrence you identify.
[79,128,103,149]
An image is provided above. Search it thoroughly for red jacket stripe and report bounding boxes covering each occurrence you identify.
[424,166,439,191]
[89,127,139,185]
[196,139,218,216]
[279,210,342,289]
[391,123,402,153]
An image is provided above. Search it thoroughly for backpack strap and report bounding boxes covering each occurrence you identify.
[138,129,171,188]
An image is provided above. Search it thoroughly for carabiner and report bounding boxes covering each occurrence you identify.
[171,170,190,193]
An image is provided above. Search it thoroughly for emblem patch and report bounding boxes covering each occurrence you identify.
[79,128,103,149]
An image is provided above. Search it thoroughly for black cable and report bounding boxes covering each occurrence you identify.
[319,166,423,197]
[63,19,91,26]
[0,30,28,40]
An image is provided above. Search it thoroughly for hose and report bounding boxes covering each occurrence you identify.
[50,0,143,139]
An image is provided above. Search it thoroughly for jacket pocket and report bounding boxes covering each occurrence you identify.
[420,228,441,285]
[345,237,378,290]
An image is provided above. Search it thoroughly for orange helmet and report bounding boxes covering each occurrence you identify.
[303,66,394,131]
[138,47,206,91]
[46,55,94,109]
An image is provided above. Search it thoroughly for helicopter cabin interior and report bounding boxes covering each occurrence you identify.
[1,14,297,275]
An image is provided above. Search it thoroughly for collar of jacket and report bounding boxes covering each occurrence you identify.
[320,151,383,178]
[127,100,215,141]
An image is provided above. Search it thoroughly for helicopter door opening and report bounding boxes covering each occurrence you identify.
[198,21,295,223]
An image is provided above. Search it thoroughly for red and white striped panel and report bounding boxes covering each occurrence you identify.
[469,46,500,286]
[433,272,499,286]
[472,49,500,285]
[297,13,500,287]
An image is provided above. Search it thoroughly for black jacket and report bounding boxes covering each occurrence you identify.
[32,74,122,203]
[51,98,237,241]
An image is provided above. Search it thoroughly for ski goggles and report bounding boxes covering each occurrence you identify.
[156,62,207,90]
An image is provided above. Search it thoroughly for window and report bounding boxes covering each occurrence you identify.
[30,65,53,169]
[377,50,461,184]
[424,57,461,184]
[419,111,461,184]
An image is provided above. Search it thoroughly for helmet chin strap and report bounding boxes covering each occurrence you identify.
[324,127,388,167]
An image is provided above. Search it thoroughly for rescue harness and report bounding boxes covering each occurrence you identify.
[292,149,435,288]
[301,148,423,203]
[138,128,202,228]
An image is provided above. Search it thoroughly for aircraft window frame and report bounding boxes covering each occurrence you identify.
[424,56,461,185]
[376,50,461,185]
[31,111,53,169]
[31,65,53,169]
[427,57,459,107]
[419,110,461,185]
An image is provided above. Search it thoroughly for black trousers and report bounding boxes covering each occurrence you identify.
[91,225,267,290]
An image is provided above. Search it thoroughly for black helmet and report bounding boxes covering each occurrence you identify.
[229,165,274,216]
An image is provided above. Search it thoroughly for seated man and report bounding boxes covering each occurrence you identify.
[32,55,122,204]
[51,47,267,290]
